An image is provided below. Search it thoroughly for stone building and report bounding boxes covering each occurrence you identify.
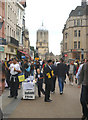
[36,24,49,60]
[0,0,5,60]
[4,1,18,60]
[62,0,88,61]
[23,29,30,57]
[16,1,30,58]
[45,52,55,61]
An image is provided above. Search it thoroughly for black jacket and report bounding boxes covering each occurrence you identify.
[51,64,57,76]
[43,65,54,83]
[35,73,43,83]
[57,62,68,77]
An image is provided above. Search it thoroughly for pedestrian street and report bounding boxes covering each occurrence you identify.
[2,79,82,119]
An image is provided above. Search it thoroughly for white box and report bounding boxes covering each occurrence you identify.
[22,82,38,100]
[22,82,35,90]
[23,94,35,99]
[23,89,36,99]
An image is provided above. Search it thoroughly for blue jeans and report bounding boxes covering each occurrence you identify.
[58,77,64,93]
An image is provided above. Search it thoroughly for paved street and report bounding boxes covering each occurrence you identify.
[2,78,82,119]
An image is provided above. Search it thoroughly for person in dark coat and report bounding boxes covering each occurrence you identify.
[0,62,6,120]
[35,61,40,71]
[57,58,68,95]
[35,68,45,97]
[79,60,88,120]
[51,61,57,93]
[43,60,54,102]
[5,60,12,88]
[23,60,29,78]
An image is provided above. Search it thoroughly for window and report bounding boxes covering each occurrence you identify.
[74,41,77,49]
[11,47,14,52]
[78,41,80,49]
[40,32,42,37]
[78,30,81,37]
[40,42,42,46]
[74,20,76,26]
[74,30,77,37]
[65,33,68,39]
[10,28,11,37]
[14,31,15,38]
[77,19,80,26]
[81,20,82,26]
[65,43,67,50]
[8,26,9,36]
[12,30,13,37]
[44,40,46,43]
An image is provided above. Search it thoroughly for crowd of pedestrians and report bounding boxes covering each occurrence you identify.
[0,57,88,120]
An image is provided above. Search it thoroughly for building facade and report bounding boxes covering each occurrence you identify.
[4,1,18,60]
[62,0,88,61]
[0,0,28,61]
[23,29,30,57]
[36,24,49,60]
[0,0,6,60]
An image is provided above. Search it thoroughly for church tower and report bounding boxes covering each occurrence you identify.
[81,0,87,6]
[36,23,49,60]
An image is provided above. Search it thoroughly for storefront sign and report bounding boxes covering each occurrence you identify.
[0,46,4,52]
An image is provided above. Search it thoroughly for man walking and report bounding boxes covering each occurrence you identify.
[51,61,57,93]
[8,58,21,99]
[68,61,76,86]
[57,58,68,95]
[44,60,54,102]
[79,60,88,120]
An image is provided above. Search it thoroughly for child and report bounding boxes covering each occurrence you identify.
[35,69,45,97]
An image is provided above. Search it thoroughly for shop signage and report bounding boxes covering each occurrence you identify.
[0,46,4,52]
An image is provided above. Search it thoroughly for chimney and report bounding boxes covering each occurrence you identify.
[81,0,87,6]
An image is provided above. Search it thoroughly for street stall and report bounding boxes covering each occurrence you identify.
[22,76,37,100]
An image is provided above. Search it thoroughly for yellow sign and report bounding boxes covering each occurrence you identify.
[47,73,51,79]
[18,75,25,82]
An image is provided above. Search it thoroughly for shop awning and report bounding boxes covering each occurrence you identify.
[18,50,31,58]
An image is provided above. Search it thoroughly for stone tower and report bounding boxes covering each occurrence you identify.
[36,23,49,60]
[81,0,87,6]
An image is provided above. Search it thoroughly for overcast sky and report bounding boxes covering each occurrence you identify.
[25,0,81,55]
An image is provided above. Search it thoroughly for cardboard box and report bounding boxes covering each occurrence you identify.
[23,89,36,99]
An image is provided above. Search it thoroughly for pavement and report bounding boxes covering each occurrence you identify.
[2,79,82,118]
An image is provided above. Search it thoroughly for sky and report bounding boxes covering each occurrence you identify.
[25,0,81,55]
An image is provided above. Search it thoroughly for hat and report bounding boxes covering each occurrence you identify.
[47,60,52,63]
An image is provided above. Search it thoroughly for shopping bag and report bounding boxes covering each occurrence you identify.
[26,65,30,72]
[18,73,25,82]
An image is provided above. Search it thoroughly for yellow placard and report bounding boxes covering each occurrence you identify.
[18,75,25,82]
[47,73,51,79]
[51,70,54,76]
